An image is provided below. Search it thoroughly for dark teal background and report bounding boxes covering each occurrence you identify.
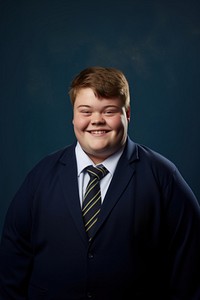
[0,0,200,235]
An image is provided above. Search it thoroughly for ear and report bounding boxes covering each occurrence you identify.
[126,106,131,122]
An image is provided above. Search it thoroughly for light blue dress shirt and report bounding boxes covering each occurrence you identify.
[75,142,124,207]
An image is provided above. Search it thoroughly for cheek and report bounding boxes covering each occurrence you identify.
[108,116,126,131]
[73,116,89,131]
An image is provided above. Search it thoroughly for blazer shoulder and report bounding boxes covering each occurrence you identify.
[134,143,180,189]
[24,143,76,186]
[126,138,175,171]
[136,143,176,171]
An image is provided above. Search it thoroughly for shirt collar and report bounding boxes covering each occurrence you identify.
[75,142,124,177]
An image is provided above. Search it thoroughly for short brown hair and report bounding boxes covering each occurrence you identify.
[69,66,130,109]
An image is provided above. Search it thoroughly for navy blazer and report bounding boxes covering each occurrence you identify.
[1,138,200,300]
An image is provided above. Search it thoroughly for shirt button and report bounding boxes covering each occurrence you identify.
[88,252,94,259]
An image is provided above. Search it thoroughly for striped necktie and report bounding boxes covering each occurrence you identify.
[82,165,108,240]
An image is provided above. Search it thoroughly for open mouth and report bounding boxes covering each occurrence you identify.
[89,130,109,135]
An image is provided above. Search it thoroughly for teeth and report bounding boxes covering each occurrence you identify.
[91,131,106,134]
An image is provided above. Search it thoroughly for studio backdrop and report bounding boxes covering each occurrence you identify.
[0,0,200,235]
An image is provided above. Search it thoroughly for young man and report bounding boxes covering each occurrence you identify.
[1,67,200,299]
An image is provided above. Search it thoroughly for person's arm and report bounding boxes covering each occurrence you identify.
[0,174,34,300]
[164,168,200,299]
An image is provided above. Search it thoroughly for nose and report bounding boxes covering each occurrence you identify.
[91,113,105,125]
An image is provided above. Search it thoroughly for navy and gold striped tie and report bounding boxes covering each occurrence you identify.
[82,165,108,240]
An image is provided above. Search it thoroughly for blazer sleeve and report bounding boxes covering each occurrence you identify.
[163,167,200,299]
[0,147,68,300]
[0,173,34,300]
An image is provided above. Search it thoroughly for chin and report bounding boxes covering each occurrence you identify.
[91,147,115,158]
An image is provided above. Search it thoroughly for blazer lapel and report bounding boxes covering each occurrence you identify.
[58,145,88,245]
[93,139,139,237]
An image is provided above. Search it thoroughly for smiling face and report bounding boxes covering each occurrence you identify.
[73,88,130,164]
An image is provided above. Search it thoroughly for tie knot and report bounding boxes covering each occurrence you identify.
[86,165,108,181]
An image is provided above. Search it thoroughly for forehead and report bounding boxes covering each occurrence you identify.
[74,88,123,107]
[75,87,96,99]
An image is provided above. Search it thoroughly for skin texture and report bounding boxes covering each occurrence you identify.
[73,87,130,164]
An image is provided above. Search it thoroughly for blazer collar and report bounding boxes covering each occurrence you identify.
[59,137,139,165]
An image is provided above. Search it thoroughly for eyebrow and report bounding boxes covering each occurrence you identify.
[77,105,120,109]
[77,105,91,108]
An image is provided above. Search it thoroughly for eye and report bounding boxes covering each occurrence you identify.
[80,109,92,116]
[104,109,119,116]
[82,110,90,114]
[104,111,113,115]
